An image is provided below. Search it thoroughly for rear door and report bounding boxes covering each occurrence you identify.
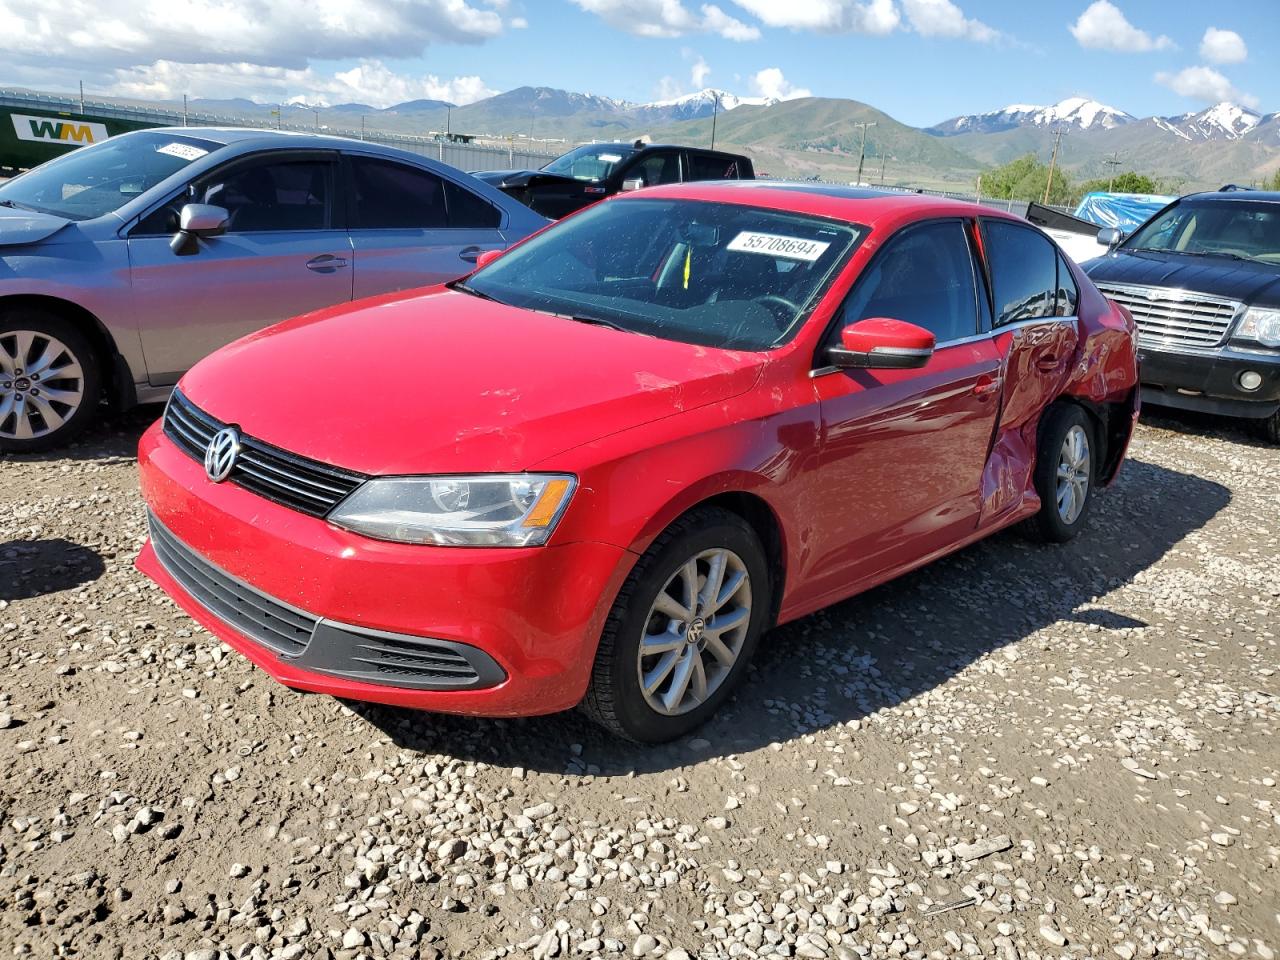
[128,151,350,384]
[975,218,1082,522]
[807,218,1002,597]
[345,155,507,299]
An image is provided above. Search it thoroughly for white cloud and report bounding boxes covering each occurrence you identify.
[0,0,510,71]
[750,67,811,100]
[570,0,759,40]
[510,16,529,28]
[1069,1,1172,53]
[1199,27,1247,64]
[1155,65,1258,109]
[901,0,996,41]
[691,56,712,87]
[109,59,497,108]
[731,0,899,33]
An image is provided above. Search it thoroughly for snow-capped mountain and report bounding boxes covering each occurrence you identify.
[929,97,1135,136]
[1152,102,1261,142]
[635,88,775,122]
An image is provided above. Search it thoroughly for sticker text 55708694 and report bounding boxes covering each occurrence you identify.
[727,231,831,262]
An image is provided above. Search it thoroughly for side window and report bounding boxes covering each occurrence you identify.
[687,153,741,180]
[443,179,502,229]
[349,157,447,229]
[628,152,681,187]
[1056,254,1079,317]
[840,220,979,344]
[983,220,1059,325]
[200,160,331,233]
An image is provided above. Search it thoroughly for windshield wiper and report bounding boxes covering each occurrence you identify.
[0,199,39,212]
[447,279,503,303]
[1186,250,1257,263]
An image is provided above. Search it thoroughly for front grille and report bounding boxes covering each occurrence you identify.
[148,514,317,657]
[1096,283,1240,349]
[164,389,366,517]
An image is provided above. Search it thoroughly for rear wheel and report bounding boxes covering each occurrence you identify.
[1026,404,1095,543]
[582,507,771,743]
[0,310,100,453]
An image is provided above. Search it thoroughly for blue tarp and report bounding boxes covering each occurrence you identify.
[1073,192,1176,232]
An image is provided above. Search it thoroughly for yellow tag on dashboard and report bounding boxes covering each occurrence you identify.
[683,248,691,290]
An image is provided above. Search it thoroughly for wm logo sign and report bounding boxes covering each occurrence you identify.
[11,114,109,146]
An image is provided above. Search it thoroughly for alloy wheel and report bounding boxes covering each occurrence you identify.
[637,547,752,717]
[0,330,85,442]
[1055,424,1091,525]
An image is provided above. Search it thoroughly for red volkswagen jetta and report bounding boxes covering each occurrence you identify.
[137,183,1138,742]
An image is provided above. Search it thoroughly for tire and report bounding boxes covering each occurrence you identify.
[581,507,772,743]
[1258,409,1280,445]
[1025,404,1096,544]
[0,309,100,453]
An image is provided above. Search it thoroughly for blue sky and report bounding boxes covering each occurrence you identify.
[3,1,1274,125]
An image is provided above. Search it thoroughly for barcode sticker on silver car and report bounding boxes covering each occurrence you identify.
[727,231,830,262]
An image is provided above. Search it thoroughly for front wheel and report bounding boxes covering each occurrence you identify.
[0,311,100,453]
[1258,409,1280,445]
[1026,404,1095,543]
[581,507,771,743]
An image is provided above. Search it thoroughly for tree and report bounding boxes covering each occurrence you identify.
[1076,171,1158,196]
[1265,168,1280,191]
[979,154,1075,205]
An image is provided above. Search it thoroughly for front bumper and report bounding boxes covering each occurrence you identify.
[136,422,635,717]
[1138,344,1280,419]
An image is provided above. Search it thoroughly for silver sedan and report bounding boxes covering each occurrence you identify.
[0,128,548,451]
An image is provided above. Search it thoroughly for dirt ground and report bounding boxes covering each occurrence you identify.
[0,404,1276,960]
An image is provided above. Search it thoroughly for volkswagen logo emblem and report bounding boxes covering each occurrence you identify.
[204,427,241,483]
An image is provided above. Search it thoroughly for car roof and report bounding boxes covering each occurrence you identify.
[126,126,408,154]
[618,180,1009,230]
[1181,190,1280,203]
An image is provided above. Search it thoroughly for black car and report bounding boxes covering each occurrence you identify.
[1084,188,1280,442]
[472,141,754,220]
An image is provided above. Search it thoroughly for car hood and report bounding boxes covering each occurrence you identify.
[180,288,765,476]
[471,169,583,190]
[1084,249,1280,307]
[0,207,72,246]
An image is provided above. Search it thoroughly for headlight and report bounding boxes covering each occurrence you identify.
[329,474,577,547]
[1233,307,1280,348]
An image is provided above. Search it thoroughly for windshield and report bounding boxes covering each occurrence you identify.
[1126,199,1280,265]
[0,132,221,221]
[541,144,634,182]
[464,198,863,350]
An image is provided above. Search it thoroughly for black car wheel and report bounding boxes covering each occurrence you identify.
[1025,404,1096,543]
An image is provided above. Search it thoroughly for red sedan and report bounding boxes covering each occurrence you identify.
[137,183,1138,742]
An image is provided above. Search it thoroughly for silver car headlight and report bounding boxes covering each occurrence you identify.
[329,474,577,547]
[1233,307,1280,348]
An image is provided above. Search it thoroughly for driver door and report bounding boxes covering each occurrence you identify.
[805,218,1002,600]
[127,152,352,385]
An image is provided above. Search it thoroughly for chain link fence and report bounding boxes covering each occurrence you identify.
[0,90,559,173]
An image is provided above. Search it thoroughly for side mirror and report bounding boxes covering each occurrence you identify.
[1096,226,1125,250]
[620,177,645,192]
[828,318,936,370]
[170,203,229,256]
[473,249,503,271]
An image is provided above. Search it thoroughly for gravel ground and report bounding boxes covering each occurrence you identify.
[0,406,1276,960]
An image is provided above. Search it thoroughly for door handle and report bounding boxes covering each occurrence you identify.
[458,246,484,263]
[306,254,349,273]
[973,374,1002,398]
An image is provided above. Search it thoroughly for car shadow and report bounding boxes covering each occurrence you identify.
[355,456,1230,774]
[1140,404,1271,447]
[0,539,106,601]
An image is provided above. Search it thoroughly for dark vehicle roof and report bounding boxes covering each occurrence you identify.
[1181,190,1280,203]
[584,141,749,159]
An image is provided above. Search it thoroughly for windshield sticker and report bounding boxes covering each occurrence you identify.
[727,231,831,262]
[156,142,209,162]
[597,153,623,163]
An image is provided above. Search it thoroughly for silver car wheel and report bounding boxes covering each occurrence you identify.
[1055,424,1091,525]
[637,547,752,717]
[0,330,85,442]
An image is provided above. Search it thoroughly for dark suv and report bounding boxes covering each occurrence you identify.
[473,141,754,220]
[1084,189,1280,442]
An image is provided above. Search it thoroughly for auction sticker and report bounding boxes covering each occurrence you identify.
[727,231,830,261]
[156,142,209,161]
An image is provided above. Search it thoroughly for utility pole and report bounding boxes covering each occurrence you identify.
[1043,126,1068,205]
[853,120,877,185]
[710,91,721,150]
[447,106,452,138]
[182,94,188,126]
[878,153,893,185]
[314,108,319,132]
[79,81,85,114]
[360,115,366,141]
[1103,151,1122,192]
